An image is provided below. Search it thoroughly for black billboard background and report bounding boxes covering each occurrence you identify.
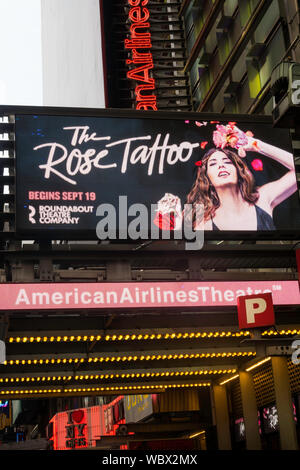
[15,113,300,239]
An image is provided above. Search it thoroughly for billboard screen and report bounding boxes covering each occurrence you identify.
[15,111,300,241]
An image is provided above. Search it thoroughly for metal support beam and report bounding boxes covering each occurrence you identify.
[271,356,298,450]
[0,314,9,340]
[106,261,131,281]
[212,384,231,450]
[239,371,261,450]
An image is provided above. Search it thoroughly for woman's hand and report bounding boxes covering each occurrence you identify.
[212,123,259,157]
[231,125,259,155]
[156,193,182,216]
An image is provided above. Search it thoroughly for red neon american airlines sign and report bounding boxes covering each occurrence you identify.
[125,0,157,110]
[0,281,299,310]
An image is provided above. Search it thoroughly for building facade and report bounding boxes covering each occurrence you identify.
[0,0,106,108]
[181,0,300,115]
[0,0,299,453]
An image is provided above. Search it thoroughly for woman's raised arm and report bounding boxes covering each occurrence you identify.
[247,135,297,209]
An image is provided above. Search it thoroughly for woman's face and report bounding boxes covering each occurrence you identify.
[206,151,238,188]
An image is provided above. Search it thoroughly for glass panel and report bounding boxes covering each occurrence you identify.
[224,0,238,16]
[264,96,274,114]
[193,8,204,36]
[219,35,231,66]
[239,0,252,27]
[259,27,286,88]
[254,0,280,43]
[247,61,262,98]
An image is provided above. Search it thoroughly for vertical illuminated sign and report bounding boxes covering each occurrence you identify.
[125,0,157,110]
[65,410,87,449]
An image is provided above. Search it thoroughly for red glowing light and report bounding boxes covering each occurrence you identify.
[125,1,157,110]
[71,409,84,423]
[153,212,175,230]
[128,6,150,23]
[48,396,126,450]
[251,159,263,171]
[228,121,237,128]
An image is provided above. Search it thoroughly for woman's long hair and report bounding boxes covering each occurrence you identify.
[186,148,259,227]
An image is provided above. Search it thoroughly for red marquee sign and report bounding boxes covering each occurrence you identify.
[125,0,157,110]
[237,292,275,329]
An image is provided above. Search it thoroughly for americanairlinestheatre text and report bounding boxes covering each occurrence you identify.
[14,285,274,307]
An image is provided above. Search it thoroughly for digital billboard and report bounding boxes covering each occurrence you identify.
[14,110,300,241]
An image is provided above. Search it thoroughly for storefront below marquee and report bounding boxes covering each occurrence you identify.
[1,276,300,451]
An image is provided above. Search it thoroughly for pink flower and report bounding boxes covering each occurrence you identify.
[213,125,228,149]
[228,135,238,147]
[251,159,263,171]
[213,123,249,155]
[228,121,237,128]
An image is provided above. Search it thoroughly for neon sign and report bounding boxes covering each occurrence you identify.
[65,410,87,449]
[125,0,157,110]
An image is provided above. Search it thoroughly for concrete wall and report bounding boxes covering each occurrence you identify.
[41,0,105,108]
[0,0,43,105]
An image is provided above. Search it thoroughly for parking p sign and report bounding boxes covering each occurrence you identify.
[237,292,275,329]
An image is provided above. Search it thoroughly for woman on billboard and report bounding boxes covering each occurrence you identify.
[156,123,297,231]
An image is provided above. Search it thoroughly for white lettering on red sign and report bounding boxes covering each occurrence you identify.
[237,292,275,329]
[0,281,295,311]
[244,297,267,324]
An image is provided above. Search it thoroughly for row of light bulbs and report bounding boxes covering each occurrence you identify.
[0,382,211,397]
[0,358,275,396]
[7,330,251,343]
[7,329,299,344]
[0,368,237,384]
[2,351,256,366]
[261,329,300,336]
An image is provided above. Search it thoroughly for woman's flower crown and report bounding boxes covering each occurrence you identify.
[185,120,262,170]
[212,122,257,157]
